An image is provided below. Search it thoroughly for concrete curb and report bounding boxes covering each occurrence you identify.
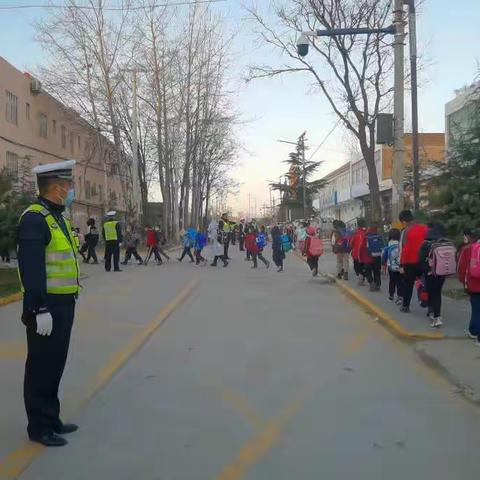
[0,292,22,308]
[292,251,443,341]
[326,273,445,341]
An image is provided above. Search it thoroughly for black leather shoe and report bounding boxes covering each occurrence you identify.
[29,433,68,447]
[54,423,79,435]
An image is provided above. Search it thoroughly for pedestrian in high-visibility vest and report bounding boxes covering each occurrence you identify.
[17,159,80,447]
[102,211,123,272]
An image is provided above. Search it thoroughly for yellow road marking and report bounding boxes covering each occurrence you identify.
[215,396,305,480]
[221,389,262,430]
[0,276,199,480]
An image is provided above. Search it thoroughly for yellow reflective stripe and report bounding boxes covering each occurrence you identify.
[46,265,77,275]
[46,252,76,261]
[47,278,79,287]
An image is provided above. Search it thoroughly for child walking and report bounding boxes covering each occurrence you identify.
[363,225,384,291]
[178,227,196,263]
[245,227,270,269]
[382,228,403,304]
[195,230,207,265]
[458,231,480,346]
[303,225,323,277]
[419,224,456,328]
[271,226,286,272]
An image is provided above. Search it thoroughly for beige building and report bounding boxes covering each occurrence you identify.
[0,56,126,229]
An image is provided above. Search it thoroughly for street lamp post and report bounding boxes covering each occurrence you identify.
[296,2,406,222]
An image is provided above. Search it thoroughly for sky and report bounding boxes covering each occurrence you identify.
[1,0,479,216]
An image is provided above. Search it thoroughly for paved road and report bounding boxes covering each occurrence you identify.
[9,246,480,479]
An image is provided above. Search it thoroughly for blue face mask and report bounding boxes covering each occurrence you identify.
[64,189,75,208]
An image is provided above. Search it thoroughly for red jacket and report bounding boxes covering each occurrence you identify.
[359,227,377,264]
[350,228,367,261]
[146,229,157,247]
[458,243,480,293]
[245,233,259,254]
[400,223,428,265]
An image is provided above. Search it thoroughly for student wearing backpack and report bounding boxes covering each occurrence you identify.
[303,225,323,277]
[458,230,480,346]
[419,224,456,328]
[177,227,196,263]
[271,226,286,272]
[350,219,368,286]
[399,210,429,313]
[362,225,383,291]
[382,228,403,303]
[332,220,350,280]
[245,227,270,269]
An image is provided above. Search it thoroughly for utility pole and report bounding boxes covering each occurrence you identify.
[391,0,406,221]
[407,0,420,211]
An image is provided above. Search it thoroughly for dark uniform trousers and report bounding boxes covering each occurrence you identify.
[24,298,75,437]
[105,240,120,271]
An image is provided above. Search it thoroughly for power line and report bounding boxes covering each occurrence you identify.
[0,0,226,11]
[307,119,341,161]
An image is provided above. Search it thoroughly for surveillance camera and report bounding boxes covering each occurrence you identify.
[297,34,309,57]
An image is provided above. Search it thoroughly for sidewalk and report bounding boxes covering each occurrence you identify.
[319,253,480,403]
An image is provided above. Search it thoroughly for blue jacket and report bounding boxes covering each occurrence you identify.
[195,232,207,250]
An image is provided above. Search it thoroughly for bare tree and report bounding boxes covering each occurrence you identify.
[247,0,395,222]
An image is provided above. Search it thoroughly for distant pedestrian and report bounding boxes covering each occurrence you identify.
[155,226,170,262]
[382,228,403,304]
[102,211,123,272]
[350,219,368,286]
[210,225,228,267]
[458,230,480,346]
[365,225,384,291]
[399,210,429,313]
[84,218,99,264]
[271,226,285,272]
[178,227,196,263]
[296,222,308,256]
[419,224,456,328]
[144,226,162,265]
[245,227,269,269]
[332,220,351,280]
[303,225,323,277]
[238,222,245,252]
[122,225,143,265]
[194,229,207,265]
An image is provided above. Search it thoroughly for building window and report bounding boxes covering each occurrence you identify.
[70,132,74,153]
[6,151,19,181]
[26,103,30,120]
[85,180,91,200]
[61,126,67,148]
[98,185,103,202]
[52,119,57,134]
[5,90,18,125]
[78,135,81,150]
[39,113,48,138]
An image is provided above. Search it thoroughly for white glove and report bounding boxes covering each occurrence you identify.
[36,312,53,336]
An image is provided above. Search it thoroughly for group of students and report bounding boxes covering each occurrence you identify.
[331,209,480,345]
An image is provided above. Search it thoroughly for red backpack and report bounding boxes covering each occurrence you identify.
[469,242,480,279]
[308,237,324,257]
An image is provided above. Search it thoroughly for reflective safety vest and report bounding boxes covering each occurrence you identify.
[222,221,231,233]
[104,220,119,241]
[72,231,80,249]
[19,204,80,295]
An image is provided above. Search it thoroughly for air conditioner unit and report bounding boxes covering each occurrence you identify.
[31,79,42,94]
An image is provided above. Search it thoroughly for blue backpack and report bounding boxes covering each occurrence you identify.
[367,233,384,257]
[387,244,400,271]
[281,234,292,252]
[256,233,266,249]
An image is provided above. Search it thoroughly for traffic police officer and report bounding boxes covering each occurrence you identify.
[102,211,123,272]
[17,160,80,447]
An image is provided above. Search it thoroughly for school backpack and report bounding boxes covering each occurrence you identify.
[468,242,480,279]
[308,237,324,257]
[256,233,266,249]
[429,240,457,277]
[387,244,401,272]
[366,233,384,257]
[333,228,352,254]
[281,234,292,253]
